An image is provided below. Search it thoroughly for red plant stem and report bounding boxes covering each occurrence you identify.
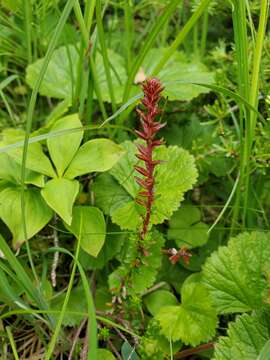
[134,78,165,239]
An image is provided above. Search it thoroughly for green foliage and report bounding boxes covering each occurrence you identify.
[168,204,209,249]
[41,178,79,225]
[50,285,87,326]
[213,311,270,360]
[142,48,215,101]
[26,45,127,103]
[65,139,125,179]
[156,275,218,346]
[144,289,179,316]
[65,206,106,257]
[203,231,270,313]
[0,185,53,248]
[47,114,83,177]
[109,230,165,295]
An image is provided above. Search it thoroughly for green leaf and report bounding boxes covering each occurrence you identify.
[168,205,209,248]
[142,48,215,101]
[50,286,87,326]
[47,114,83,177]
[213,311,270,360]
[156,279,217,346]
[41,178,79,225]
[121,342,139,360]
[26,45,127,103]
[108,141,198,230]
[0,185,53,248]
[0,153,44,187]
[66,206,106,257]
[92,173,132,215]
[97,349,115,360]
[202,231,270,314]
[1,129,55,177]
[65,139,125,179]
[78,224,125,270]
[144,290,178,316]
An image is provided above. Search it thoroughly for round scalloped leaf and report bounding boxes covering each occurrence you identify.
[108,141,198,230]
[156,278,217,346]
[202,231,270,314]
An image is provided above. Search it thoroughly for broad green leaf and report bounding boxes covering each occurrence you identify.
[26,45,127,103]
[50,286,87,326]
[108,141,198,230]
[144,290,178,316]
[1,129,55,177]
[168,205,208,248]
[142,48,215,101]
[202,232,270,314]
[41,178,79,225]
[156,279,217,346]
[0,185,53,248]
[47,114,83,177]
[65,139,125,179]
[0,153,44,187]
[66,206,106,257]
[213,311,270,360]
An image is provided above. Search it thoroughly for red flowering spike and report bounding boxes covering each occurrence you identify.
[134,78,165,240]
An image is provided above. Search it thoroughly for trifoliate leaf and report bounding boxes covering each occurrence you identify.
[213,311,270,360]
[108,141,198,230]
[47,114,83,177]
[142,48,215,101]
[168,205,209,248]
[26,45,127,103]
[202,231,270,314]
[156,279,217,346]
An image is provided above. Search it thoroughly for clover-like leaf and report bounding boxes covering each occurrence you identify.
[156,278,217,346]
[213,311,270,360]
[65,139,125,179]
[47,114,83,177]
[41,178,79,225]
[0,185,53,249]
[202,231,270,314]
